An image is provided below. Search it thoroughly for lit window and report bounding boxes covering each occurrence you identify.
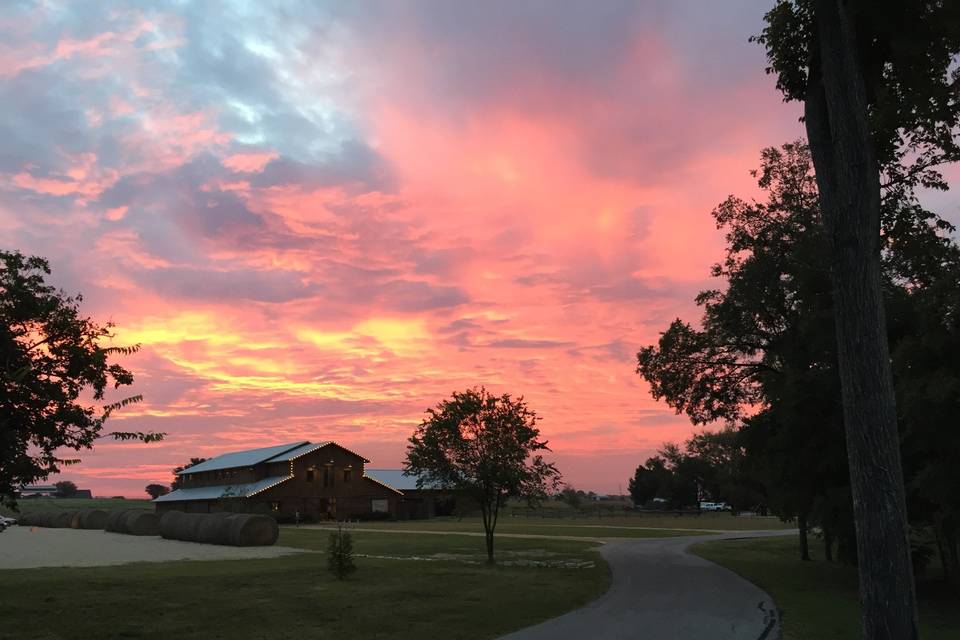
[270,502,280,512]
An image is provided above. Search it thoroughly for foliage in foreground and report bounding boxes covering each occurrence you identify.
[0,250,163,508]
[636,142,960,584]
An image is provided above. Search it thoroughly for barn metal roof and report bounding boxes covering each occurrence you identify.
[364,469,442,491]
[176,442,309,475]
[152,475,292,502]
[263,441,329,462]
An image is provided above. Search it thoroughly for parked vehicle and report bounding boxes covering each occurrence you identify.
[700,501,731,512]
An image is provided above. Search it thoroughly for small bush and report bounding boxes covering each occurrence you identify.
[327,525,356,580]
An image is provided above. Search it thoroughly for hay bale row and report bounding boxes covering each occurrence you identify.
[104,509,160,536]
[18,508,114,530]
[17,511,77,528]
[74,509,108,529]
[159,511,278,546]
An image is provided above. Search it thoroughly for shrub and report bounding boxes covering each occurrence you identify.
[327,524,356,580]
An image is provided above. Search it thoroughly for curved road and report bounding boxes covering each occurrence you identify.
[501,530,792,640]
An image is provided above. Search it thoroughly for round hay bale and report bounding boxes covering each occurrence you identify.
[52,511,76,528]
[68,511,83,529]
[196,513,231,544]
[123,511,159,536]
[160,510,206,542]
[105,509,132,532]
[224,514,279,547]
[77,509,108,530]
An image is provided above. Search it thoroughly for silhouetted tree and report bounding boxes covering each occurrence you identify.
[171,458,208,490]
[0,250,163,509]
[54,480,78,498]
[755,2,960,635]
[627,461,661,507]
[405,387,561,563]
[637,142,960,573]
[145,484,170,499]
[558,486,582,510]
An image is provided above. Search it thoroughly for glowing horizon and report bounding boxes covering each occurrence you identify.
[2,2,812,497]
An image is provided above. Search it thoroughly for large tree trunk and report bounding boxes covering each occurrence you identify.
[798,511,811,561]
[804,1,920,638]
[824,527,835,563]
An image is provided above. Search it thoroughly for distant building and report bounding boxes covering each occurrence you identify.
[19,485,58,498]
[17,485,92,499]
[154,441,447,520]
[364,469,455,519]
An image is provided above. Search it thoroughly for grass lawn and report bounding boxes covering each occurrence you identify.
[319,513,786,537]
[0,528,609,640]
[1,497,153,518]
[691,536,960,640]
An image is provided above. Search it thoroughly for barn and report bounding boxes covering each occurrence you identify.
[153,441,412,521]
[364,469,455,519]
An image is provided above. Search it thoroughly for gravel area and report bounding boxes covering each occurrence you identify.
[0,525,307,569]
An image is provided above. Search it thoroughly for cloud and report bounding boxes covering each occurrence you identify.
[2,1,838,498]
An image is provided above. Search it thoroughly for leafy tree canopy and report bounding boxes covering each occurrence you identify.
[0,250,163,508]
[755,0,960,193]
[145,484,170,499]
[54,480,78,498]
[404,387,560,562]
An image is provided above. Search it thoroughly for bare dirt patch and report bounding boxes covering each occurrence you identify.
[0,525,306,569]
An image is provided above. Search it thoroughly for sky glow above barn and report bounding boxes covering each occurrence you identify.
[1,1,818,496]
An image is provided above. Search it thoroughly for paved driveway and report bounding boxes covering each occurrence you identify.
[501,530,791,640]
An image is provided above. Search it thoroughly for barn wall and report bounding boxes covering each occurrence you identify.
[155,443,413,520]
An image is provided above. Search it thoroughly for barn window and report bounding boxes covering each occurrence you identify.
[323,466,332,487]
[343,469,352,482]
[306,469,315,483]
[270,502,280,512]
[371,499,389,513]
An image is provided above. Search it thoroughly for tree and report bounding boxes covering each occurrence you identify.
[637,142,960,568]
[558,485,583,510]
[54,480,77,498]
[627,462,660,507]
[145,484,170,499]
[0,251,163,509]
[171,458,208,490]
[755,3,960,636]
[405,387,561,563]
[326,524,356,579]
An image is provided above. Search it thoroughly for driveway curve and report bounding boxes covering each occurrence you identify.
[500,529,793,640]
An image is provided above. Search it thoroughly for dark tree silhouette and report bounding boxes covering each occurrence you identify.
[405,387,560,563]
[54,480,78,498]
[145,484,170,499]
[755,2,960,635]
[0,250,163,509]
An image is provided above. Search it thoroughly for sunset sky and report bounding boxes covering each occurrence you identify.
[1,1,828,497]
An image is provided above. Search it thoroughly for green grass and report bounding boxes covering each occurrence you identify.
[2,497,152,518]
[0,528,610,640]
[691,536,960,640]
[319,513,785,537]
[281,528,608,567]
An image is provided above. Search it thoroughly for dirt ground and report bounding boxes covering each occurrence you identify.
[0,525,307,569]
